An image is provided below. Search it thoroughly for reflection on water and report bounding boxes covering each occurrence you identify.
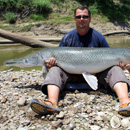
[0,37,130,71]
[106,37,130,48]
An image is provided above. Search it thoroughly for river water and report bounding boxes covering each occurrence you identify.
[0,36,130,71]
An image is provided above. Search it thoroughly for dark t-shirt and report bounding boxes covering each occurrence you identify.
[59,28,110,47]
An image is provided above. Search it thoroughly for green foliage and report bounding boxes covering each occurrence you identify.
[16,0,32,10]
[120,0,130,4]
[76,0,130,22]
[5,12,17,24]
[89,2,99,15]
[0,0,51,22]
[32,0,51,13]
[0,0,129,24]
[21,24,34,32]
[51,0,65,5]
[30,14,47,21]
[95,0,130,22]
[47,12,74,24]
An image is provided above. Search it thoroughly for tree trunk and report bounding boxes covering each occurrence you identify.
[0,29,57,48]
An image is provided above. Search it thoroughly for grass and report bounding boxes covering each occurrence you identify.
[5,12,17,24]
[91,14,110,24]
[0,21,34,32]
[47,13,74,24]
[29,14,47,21]
[0,23,20,32]
[20,24,34,32]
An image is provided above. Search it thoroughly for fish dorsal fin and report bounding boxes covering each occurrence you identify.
[82,72,98,90]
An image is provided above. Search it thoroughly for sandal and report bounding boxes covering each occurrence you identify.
[30,98,61,115]
[118,102,130,116]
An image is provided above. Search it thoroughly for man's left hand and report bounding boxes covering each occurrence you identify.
[119,62,130,72]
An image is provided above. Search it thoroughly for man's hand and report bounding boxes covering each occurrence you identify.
[45,57,57,68]
[119,62,130,72]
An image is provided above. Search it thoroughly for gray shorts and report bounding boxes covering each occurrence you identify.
[41,66,130,95]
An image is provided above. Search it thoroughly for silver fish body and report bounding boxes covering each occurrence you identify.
[4,47,130,74]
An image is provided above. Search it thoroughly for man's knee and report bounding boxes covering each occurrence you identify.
[42,66,62,77]
[108,66,129,89]
[110,66,122,73]
[49,66,63,74]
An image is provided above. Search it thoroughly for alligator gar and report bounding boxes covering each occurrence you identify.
[4,47,130,74]
[5,47,130,90]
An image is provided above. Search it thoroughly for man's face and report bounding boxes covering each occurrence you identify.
[74,9,91,29]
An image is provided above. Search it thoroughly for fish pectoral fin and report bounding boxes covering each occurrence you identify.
[42,65,48,78]
[82,72,98,90]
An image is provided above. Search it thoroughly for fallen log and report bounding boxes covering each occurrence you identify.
[0,38,62,44]
[0,29,57,48]
[103,30,130,36]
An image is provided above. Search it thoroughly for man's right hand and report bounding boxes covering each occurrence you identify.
[45,57,57,68]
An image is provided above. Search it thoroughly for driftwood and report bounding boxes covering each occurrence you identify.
[0,29,57,48]
[103,30,130,36]
[0,38,61,44]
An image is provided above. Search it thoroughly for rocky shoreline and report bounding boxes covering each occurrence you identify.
[1,69,130,130]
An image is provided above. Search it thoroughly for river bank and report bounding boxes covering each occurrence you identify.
[0,69,130,130]
[1,21,130,39]
[29,22,130,37]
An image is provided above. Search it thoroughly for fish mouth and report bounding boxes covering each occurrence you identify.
[4,60,35,67]
[5,61,17,65]
[4,60,23,66]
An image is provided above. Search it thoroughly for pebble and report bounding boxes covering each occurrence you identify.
[0,70,130,130]
[17,128,27,130]
[63,119,70,125]
[110,115,121,128]
[20,119,31,126]
[52,120,63,128]
[65,123,75,130]
[90,125,101,130]
[1,97,7,103]
[17,97,26,106]
[56,111,65,119]
[121,118,130,127]
[126,126,130,130]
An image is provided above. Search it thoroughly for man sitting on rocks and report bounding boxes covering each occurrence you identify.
[30,6,130,116]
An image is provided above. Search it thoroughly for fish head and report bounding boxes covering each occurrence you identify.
[4,54,43,68]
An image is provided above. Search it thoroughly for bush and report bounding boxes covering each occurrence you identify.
[30,14,47,21]
[32,0,51,13]
[0,0,52,19]
[120,0,130,4]
[51,0,65,5]
[5,12,17,24]
[0,0,129,23]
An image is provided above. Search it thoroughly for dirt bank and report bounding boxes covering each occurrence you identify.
[12,21,130,38]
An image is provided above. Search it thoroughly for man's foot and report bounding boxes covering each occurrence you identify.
[30,98,61,115]
[118,102,130,116]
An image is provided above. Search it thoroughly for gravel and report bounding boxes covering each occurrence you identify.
[0,69,130,130]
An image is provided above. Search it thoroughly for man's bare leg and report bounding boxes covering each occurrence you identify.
[30,85,60,114]
[113,82,130,105]
[47,85,60,106]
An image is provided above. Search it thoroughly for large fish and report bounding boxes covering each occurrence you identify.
[4,47,130,90]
